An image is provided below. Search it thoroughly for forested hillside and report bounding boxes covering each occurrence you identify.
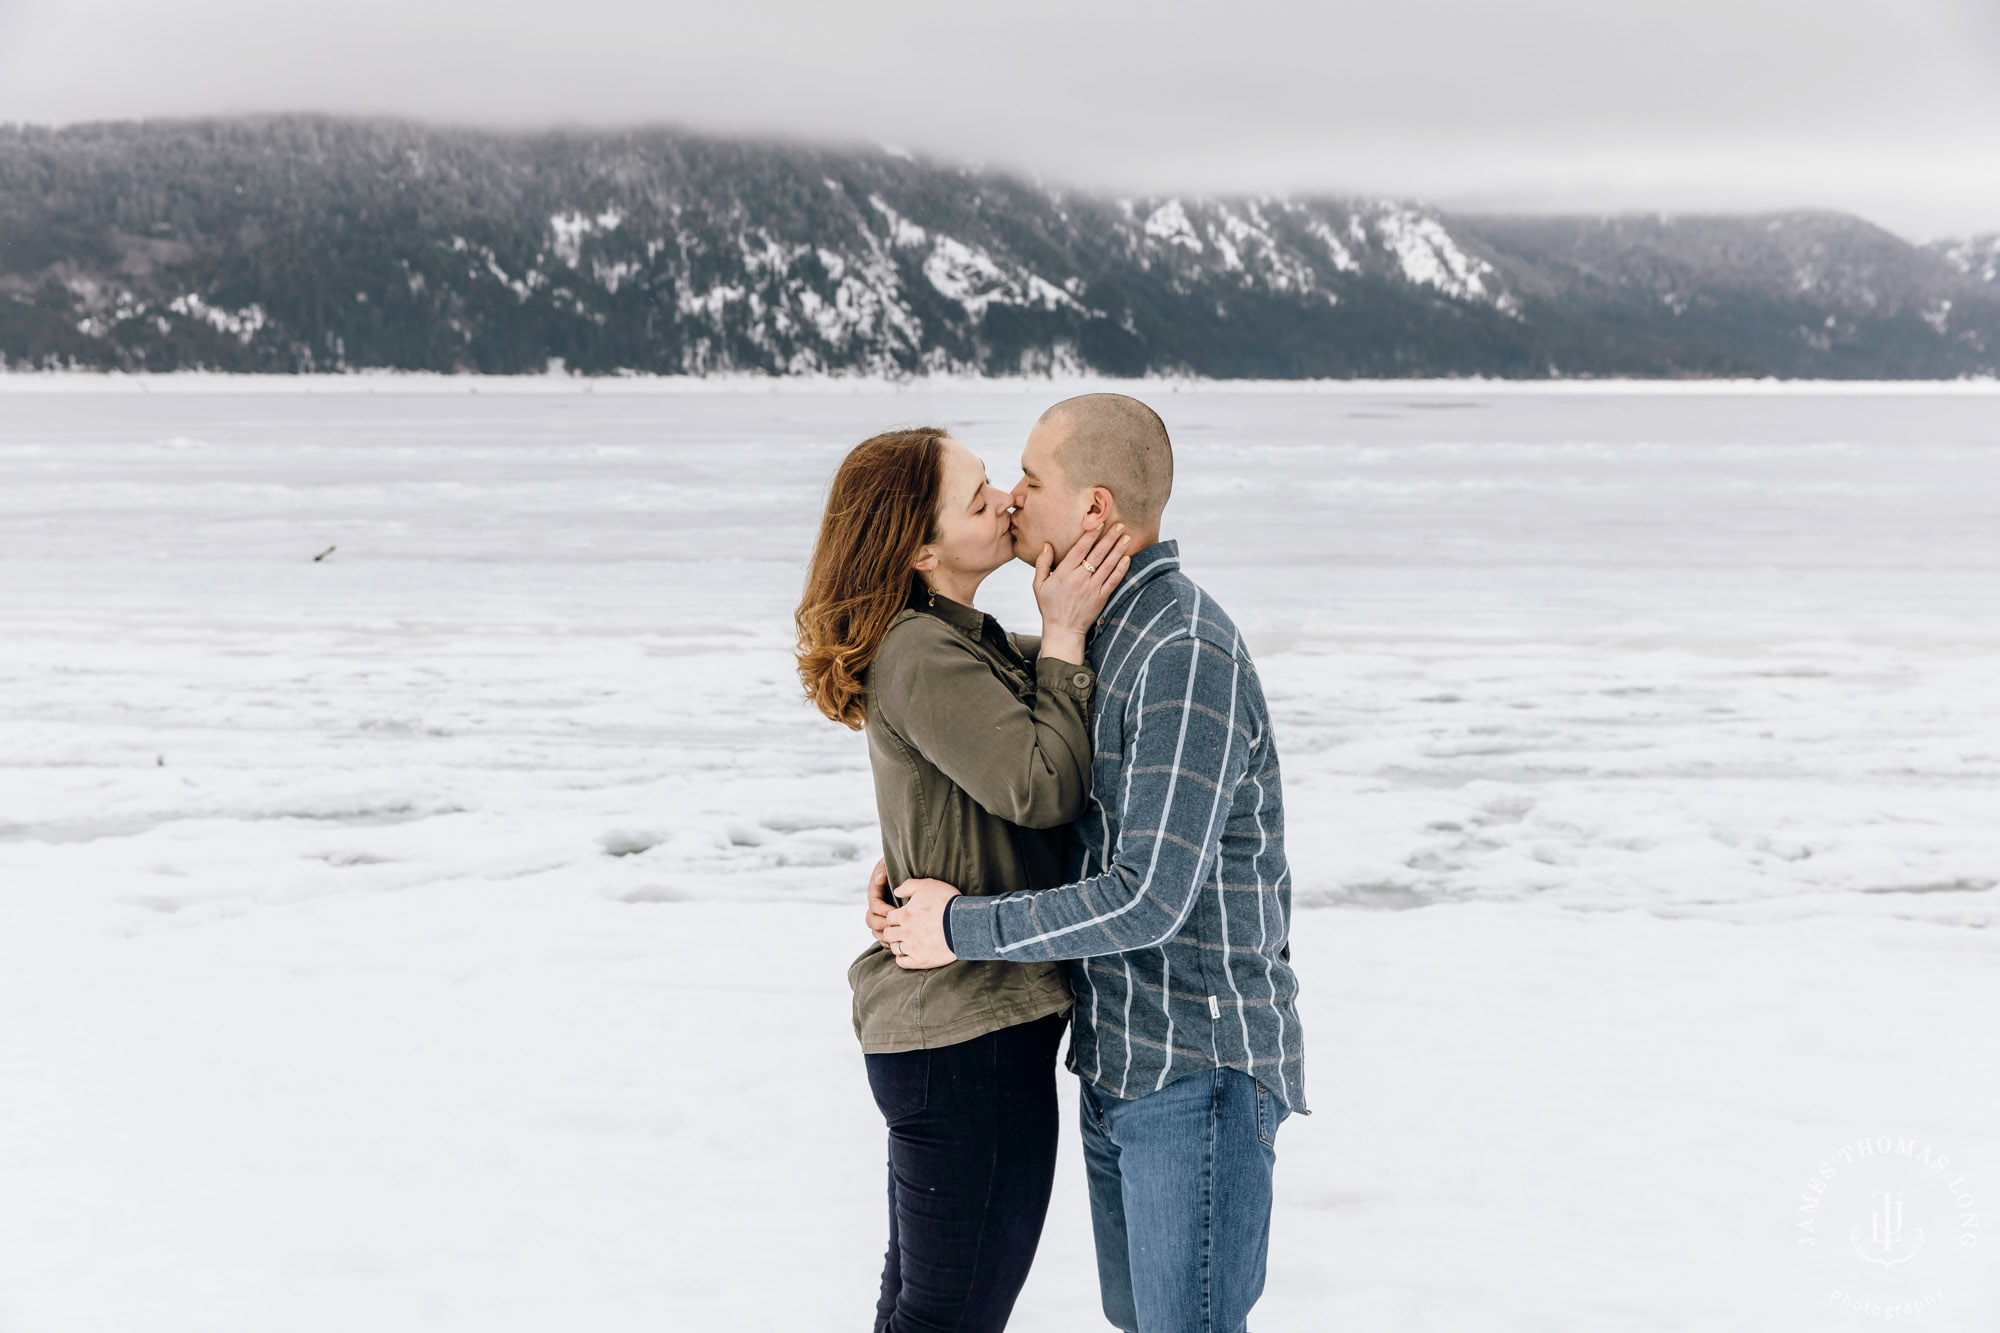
[3,117,1995,378]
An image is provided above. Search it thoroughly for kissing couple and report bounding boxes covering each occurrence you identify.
[795,394,1308,1333]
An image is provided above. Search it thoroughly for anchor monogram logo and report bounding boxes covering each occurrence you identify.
[1849,1190,1927,1268]
[1791,1134,1983,1322]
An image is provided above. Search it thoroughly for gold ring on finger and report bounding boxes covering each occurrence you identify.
[1081,560,1097,573]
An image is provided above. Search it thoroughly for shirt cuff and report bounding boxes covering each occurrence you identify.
[941,893,1001,960]
[1036,656,1095,704]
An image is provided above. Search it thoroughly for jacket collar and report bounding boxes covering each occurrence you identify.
[907,541,1178,641]
[909,580,989,637]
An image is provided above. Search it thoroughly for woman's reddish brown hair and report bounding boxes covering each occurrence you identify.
[795,427,948,729]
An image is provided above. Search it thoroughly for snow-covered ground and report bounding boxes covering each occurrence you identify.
[1,383,1995,1331]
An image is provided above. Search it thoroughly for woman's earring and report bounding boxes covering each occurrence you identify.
[926,582,937,609]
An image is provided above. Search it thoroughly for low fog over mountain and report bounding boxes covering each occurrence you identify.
[3,117,1996,378]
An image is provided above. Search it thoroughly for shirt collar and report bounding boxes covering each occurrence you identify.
[1097,538,1180,624]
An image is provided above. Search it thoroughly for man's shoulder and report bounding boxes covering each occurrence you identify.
[1128,568,1245,658]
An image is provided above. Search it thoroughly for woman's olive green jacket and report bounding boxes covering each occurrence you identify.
[848,590,1096,1053]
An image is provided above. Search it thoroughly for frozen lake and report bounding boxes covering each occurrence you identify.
[4,381,1996,922]
[1,380,1995,1331]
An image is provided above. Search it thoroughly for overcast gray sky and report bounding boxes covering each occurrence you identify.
[2,0,1996,239]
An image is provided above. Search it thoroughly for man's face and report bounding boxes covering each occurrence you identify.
[1008,420,1093,564]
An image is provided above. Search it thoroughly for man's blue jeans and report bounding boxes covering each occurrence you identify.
[1079,1067,1289,1333]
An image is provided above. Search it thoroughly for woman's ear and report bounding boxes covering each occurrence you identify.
[911,546,940,574]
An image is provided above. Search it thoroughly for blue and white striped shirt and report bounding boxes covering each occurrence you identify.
[946,540,1307,1112]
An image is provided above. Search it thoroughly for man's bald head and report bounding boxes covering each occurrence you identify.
[1036,393,1174,526]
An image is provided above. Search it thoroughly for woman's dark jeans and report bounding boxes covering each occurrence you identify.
[865,1010,1067,1333]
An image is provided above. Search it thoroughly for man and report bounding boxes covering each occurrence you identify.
[880,393,1307,1333]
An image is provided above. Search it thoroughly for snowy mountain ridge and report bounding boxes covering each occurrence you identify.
[3,117,1996,378]
[1930,234,2000,285]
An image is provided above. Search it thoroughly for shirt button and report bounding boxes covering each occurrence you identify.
[1073,672,1092,688]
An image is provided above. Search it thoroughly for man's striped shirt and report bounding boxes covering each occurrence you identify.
[946,539,1307,1112]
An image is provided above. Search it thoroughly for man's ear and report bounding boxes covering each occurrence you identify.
[1081,486,1116,533]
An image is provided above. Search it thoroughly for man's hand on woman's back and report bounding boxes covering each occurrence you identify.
[885,879,962,969]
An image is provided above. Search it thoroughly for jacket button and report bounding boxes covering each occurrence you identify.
[1073,672,1092,689]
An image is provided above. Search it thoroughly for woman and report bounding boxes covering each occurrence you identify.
[795,426,1130,1332]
